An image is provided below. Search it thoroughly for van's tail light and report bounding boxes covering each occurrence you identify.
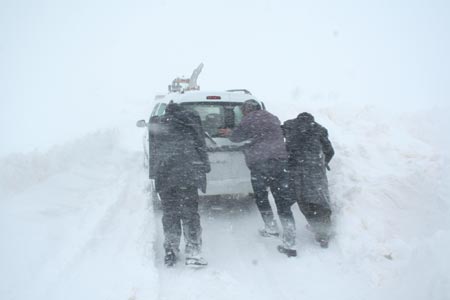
[206,96,221,100]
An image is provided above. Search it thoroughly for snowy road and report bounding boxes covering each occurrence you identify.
[1,106,450,300]
[153,196,379,300]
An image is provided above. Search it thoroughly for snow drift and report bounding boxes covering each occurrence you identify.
[0,129,158,300]
[0,101,449,300]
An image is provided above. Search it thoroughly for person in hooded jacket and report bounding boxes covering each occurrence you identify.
[219,99,297,257]
[282,112,334,248]
[149,102,211,266]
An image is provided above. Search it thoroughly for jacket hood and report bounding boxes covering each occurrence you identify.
[297,112,315,123]
[295,112,316,130]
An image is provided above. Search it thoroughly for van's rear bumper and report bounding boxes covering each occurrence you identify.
[204,147,253,196]
[149,177,253,198]
[201,177,253,196]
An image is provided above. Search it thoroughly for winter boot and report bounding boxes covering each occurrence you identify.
[185,255,208,267]
[315,234,330,249]
[164,249,177,267]
[259,221,280,237]
[277,245,297,257]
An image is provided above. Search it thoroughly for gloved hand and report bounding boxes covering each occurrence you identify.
[202,162,211,174]
[194,161,211,173]
[218,128,232,137]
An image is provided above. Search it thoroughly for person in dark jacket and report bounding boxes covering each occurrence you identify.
[149,102,211,266]
[219,100,297,257]
[282,112,334,248]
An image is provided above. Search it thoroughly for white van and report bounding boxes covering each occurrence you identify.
[137,89,265,204]
[137,65,266,204]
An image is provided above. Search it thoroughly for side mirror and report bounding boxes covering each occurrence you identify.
[136,120,147,128]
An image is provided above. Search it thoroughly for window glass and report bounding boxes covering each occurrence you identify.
[180,102,243,137]
[233,106,244,125]
[157,103,166,116]
[151,103,159,116]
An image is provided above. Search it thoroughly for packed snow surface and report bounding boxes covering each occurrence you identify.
[1,100,449,300]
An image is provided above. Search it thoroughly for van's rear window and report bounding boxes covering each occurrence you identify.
[180,102,243,137]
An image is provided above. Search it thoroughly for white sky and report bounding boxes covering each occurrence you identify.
[1,0,449,155]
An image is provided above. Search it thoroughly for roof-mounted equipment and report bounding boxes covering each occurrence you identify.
[168,63,204,93]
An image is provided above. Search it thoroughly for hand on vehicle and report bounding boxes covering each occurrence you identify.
[218,128,232,137]
[203,163,211,174]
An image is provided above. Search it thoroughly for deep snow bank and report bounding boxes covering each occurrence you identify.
[0,129,158,300]
[0,130,120,199]
[277,100,450,299]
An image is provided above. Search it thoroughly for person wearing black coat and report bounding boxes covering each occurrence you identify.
[149,102,211,266]
[282,112,335,248]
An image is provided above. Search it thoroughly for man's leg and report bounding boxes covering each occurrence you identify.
[179,186,207,266]
[179,186,202,257]
[299,202,332,248]
[250,166,278,235]
[299,165,333,247]
[269,164,297,254]
[273,198,296,252]
[159,187,182,265]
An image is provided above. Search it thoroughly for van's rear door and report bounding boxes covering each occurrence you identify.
[180,101,253,196]
[205,137,252,195]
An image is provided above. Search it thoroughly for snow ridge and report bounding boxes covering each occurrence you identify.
[1,103,449,300]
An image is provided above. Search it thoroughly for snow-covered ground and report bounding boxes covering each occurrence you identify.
[1,98,449,300]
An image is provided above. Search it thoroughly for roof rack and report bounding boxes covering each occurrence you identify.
[226,89,252,95]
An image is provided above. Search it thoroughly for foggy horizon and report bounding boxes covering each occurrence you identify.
[1,0,449,155]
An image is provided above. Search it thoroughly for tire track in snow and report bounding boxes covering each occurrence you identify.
[26,155,158,300]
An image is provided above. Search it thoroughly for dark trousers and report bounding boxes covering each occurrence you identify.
[299,202,331,240]
[159,185,202,256]
[249,159,296,247]
[291,165,332,239]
